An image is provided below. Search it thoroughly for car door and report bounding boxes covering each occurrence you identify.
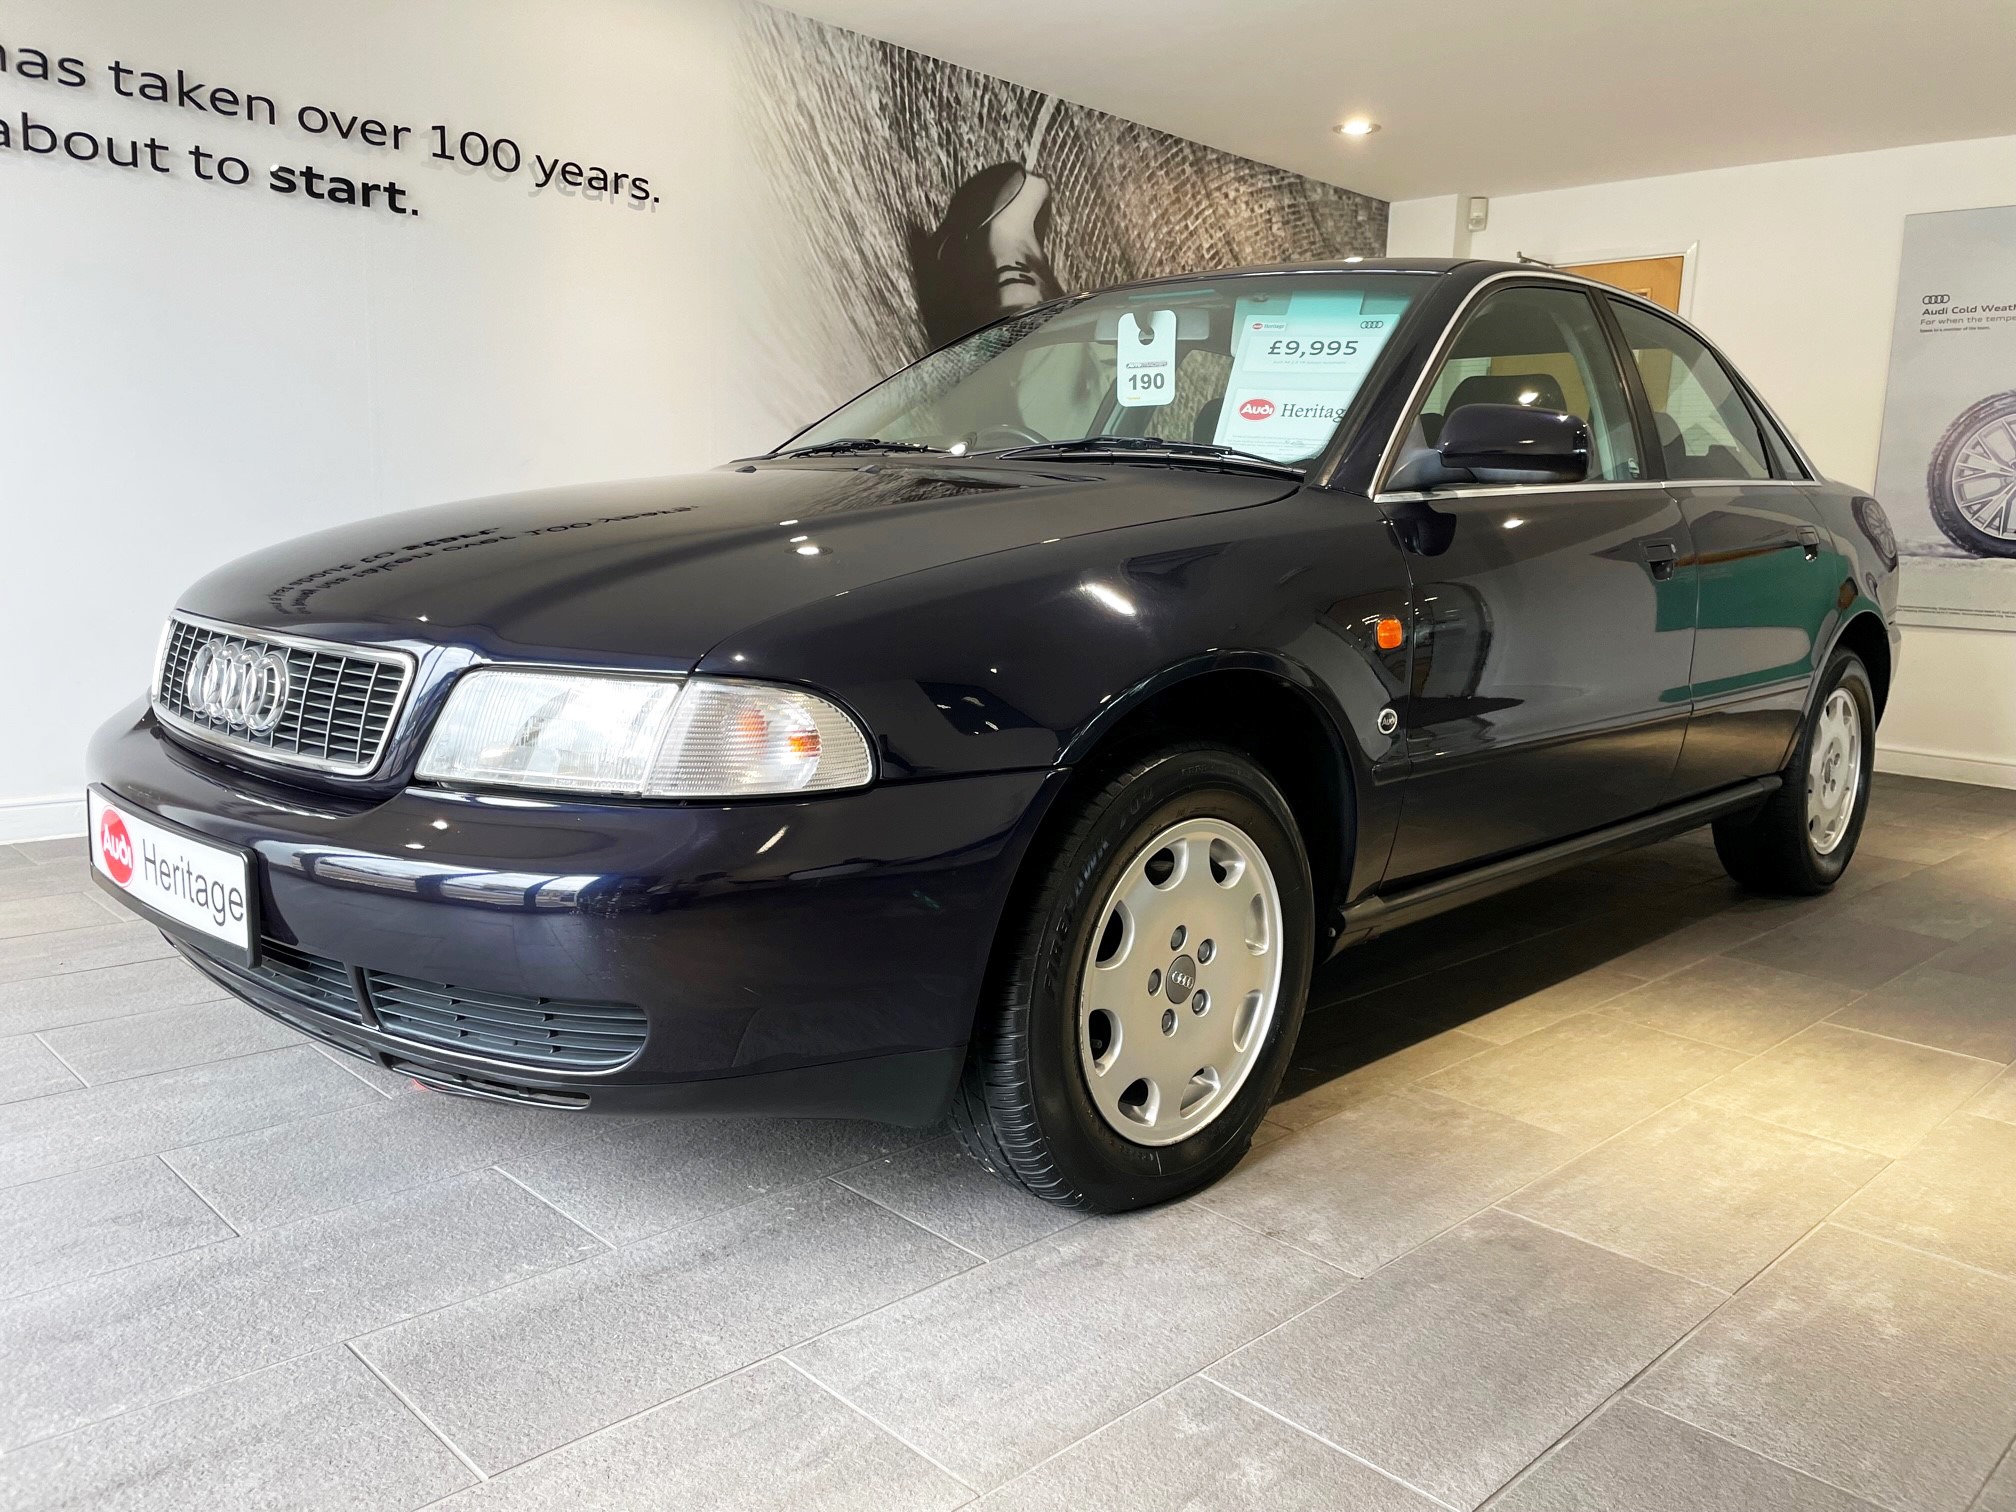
[1379,281,1698,883]
[1604,298,1836,795]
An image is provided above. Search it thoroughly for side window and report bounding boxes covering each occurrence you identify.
[1608,300,1772,481]
[1753,400,1811,480]
[1404,285,1642,483]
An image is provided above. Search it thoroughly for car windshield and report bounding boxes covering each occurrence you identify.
[780,272,1431,470]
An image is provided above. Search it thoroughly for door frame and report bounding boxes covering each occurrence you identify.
[1547,241,1700,319]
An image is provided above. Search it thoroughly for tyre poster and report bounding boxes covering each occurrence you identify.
[1875,204,2016,625]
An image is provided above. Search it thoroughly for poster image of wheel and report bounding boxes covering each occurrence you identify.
[1926,390,2016,558]
[1874,203,2016,624]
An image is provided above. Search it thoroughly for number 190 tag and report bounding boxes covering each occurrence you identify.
[1116,310,1177,408]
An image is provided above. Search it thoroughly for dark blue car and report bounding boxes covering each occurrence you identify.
[89,260,1900,1209]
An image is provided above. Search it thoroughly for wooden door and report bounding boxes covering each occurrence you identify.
[1560,255,1686,312]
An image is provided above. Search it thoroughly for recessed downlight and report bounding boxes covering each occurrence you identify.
[1334,118,1380,138]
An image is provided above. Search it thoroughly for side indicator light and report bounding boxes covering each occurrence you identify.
[1376,617,1405,650]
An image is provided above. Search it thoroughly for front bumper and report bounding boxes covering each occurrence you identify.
[90,701,1059,1123]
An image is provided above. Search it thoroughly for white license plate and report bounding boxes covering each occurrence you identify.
[89,788,255,959]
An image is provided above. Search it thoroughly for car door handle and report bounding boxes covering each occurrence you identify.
[1763,527,1820,560]
[1641,539,1679,581]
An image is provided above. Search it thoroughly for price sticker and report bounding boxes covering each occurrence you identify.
[1116,310,1177,408]
[1213,290,1402,460]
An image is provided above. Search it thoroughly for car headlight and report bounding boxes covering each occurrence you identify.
[415,670,874,798]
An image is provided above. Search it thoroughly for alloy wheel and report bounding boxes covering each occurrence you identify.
[1947,414,2016,541]
[1806,688,1862,856]
[1076,817,1283,1146]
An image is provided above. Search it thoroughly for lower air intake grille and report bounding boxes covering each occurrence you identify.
[245,937,364,1022]
[364,971,647,1070]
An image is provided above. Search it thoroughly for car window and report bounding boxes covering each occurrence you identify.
[1753,398,1811,480]
[1400,284,1641,483]
[1608,300,1772,482]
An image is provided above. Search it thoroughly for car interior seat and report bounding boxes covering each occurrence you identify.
[1423,372,1570,448]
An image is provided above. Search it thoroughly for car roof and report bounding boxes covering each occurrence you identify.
[1090,258,1511,292]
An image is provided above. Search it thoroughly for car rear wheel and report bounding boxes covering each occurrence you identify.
[1711,650,1875,895]
[950,744,1315,1211]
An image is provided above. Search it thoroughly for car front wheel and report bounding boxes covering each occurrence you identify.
[951,744,1315,1212]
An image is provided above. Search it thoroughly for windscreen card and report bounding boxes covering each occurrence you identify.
[1214,288,1405,460]
[1115,309,1178,407]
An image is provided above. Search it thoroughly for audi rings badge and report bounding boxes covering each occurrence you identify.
[184,643,291,733]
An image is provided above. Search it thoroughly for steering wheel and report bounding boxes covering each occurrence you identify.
[971,424,1047,450]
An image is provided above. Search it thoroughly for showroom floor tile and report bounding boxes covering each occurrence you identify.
[1632,1224,2016,1512]
[1,775,2014,1509]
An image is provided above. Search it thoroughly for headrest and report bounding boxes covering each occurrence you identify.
[1448,373,1568,415]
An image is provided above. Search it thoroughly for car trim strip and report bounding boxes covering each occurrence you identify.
[1337,774,1781,947]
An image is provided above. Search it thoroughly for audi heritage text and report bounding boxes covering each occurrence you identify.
[90,260,1899,1210]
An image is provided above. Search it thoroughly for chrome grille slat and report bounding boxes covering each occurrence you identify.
[153,614,413,776]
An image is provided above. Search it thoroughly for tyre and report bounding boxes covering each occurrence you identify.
[951,744,1316,1212]
[1712,651,1875,895]
[1926,391,2016,558]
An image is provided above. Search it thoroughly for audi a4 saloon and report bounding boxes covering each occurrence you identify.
[90,259,1900,1210]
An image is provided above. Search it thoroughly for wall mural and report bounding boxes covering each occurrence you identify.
[1875,204,2016,627]
[733,3,1386,423]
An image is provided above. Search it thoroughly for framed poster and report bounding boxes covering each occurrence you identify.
[1874,204,2016,628]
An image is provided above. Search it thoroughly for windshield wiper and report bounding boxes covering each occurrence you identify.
[987,435,1303,477]
[776,437,947,458]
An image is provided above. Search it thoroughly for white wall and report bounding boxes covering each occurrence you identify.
[1,0,1381,840]
[1391,135,2016,787]
[0,0,801,838]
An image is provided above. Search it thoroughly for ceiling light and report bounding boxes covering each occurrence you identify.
[1334,118,1380,138]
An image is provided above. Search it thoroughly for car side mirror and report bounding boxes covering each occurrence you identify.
[1386,403,1592,492]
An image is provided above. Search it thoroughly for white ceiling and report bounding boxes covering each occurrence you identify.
[779,0,2016,202]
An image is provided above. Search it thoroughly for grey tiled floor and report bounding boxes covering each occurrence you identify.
[3,774,2016,1510]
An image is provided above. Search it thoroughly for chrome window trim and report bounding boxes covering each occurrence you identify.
[152,611,419,778]
[1369,268,1821,501]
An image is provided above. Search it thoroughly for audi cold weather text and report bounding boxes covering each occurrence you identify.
[90,260,1899,1210]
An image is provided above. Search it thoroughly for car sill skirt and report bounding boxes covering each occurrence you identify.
[1335,775,1782,950]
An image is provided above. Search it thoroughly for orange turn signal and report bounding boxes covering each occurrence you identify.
[1375,617,1405,651]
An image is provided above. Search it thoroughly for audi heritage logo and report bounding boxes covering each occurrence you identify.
[184,642,292,732]
[97,807,135,886]
[1238,397,1278,421]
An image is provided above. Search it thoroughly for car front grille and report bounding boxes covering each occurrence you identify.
[154,615,413,777]
[364,971,650,1071]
